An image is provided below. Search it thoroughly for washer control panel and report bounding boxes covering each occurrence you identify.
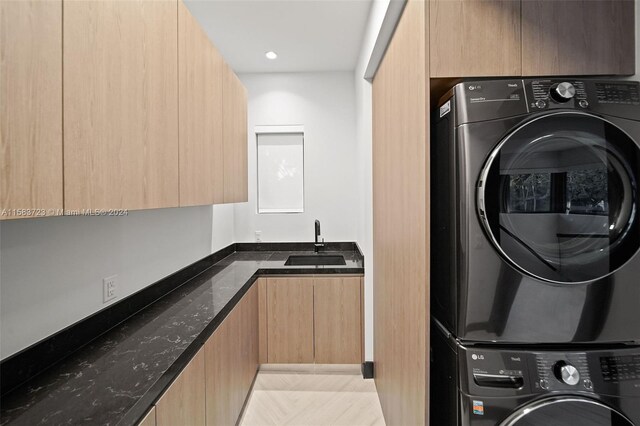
[459,343,640,398]
[600,355,640,383]
[534,353,592,392]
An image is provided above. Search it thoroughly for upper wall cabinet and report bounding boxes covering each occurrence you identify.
[1,0,63,219]
[63,0,179,211]
[222,63,248,204]
[178,2,224,207]
[430,0,522,77]
[521,0,635,76]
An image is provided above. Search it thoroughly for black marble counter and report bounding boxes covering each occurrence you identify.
[0,243,364,426]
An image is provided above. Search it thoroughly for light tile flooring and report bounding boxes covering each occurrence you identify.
[239,368,386,426]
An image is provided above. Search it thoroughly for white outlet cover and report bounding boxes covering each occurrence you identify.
[103,275,118,303]
[255,231,262,242]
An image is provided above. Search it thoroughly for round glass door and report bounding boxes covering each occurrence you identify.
[499,397,633,426]
[478,112,640,283]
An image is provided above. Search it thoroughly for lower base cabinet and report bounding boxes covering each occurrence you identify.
[136,274,360,426]
[261,275,363,364]
[138,407,156,426]
[143,285,258,426]
[314,276,363,364]
[156,349,206,426]
[205,285,258,425]
[266,277,315,363]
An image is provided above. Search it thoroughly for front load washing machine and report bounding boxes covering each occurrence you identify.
[431,79,640,344]
[431,319,640,425]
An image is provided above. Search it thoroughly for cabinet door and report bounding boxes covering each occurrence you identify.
[64,0,179,210]
[156,348,206,426]
[178,1,224,207]
[205,304,239,425]
[1,0,62,219]
[222,64,248,204]
[205,286,258,426]
[314,277,363,364]
[430,0,521,77]
[522,1,635,76]
[266,277,314,363]
[239,285,259,399]
[258,278,268,364]
[137,407,156,426]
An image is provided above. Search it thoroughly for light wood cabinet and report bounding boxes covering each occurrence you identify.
[263,276,364,364]
[205,285,258,426]
[521,0,635,76]
[156,348,206,426]
[3,0,249,216]
[266,277,315,363]
[429,0,521,77]
[239,284,260,398]
[63,0,179,211]
[137,407,156,426]
[373,0,429,425]
[0,0,63,219]
[258,278,269,364]
[314,277,363,364]
[222,63,248,204]
[178,2,224,207]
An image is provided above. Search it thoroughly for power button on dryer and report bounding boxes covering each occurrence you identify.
[535,100,547,109]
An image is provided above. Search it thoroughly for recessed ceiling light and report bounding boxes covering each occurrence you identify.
[265,51,278,60]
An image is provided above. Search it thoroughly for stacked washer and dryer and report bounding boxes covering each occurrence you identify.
[431,79,640,425]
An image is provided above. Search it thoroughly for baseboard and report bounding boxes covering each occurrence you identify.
[259,364,362,375]
[361,361,374,379]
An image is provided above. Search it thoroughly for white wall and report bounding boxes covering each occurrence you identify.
[353,0,390,361]
[0,207,213,360]
[233,72,359,243]
[212,204,236,252]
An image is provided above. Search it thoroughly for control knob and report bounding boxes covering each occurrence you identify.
[550,82,576,103]
[554,361,580,385]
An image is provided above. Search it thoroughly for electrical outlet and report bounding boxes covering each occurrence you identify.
[103,275,118,303]
[255,231,262,242]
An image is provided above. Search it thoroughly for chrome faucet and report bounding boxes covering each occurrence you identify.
[314,219,325,253]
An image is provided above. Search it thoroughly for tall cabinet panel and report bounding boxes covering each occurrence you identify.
[429,0,521,77]
[373,0,429,425]
[178,1,224,206]
[63,0,179,210]
[522,1,635,76]
[222,63,248,204]
[0,0,63,219]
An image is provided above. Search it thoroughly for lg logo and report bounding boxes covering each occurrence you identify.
[471,354,485,360]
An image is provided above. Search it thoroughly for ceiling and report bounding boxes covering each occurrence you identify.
[185,0,373,73]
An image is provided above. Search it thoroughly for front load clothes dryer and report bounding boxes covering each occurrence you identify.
[431,79,640,344]
[430,319,640,426]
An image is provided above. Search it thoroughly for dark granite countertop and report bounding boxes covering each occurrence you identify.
[0,243,363,426]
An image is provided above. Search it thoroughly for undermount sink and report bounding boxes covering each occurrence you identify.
[284,254,346,266]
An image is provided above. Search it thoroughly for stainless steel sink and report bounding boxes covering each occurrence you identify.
[284,254,346,266]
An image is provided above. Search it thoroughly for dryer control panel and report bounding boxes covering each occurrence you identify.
[449,79,640,126]
[522,78,640,120]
